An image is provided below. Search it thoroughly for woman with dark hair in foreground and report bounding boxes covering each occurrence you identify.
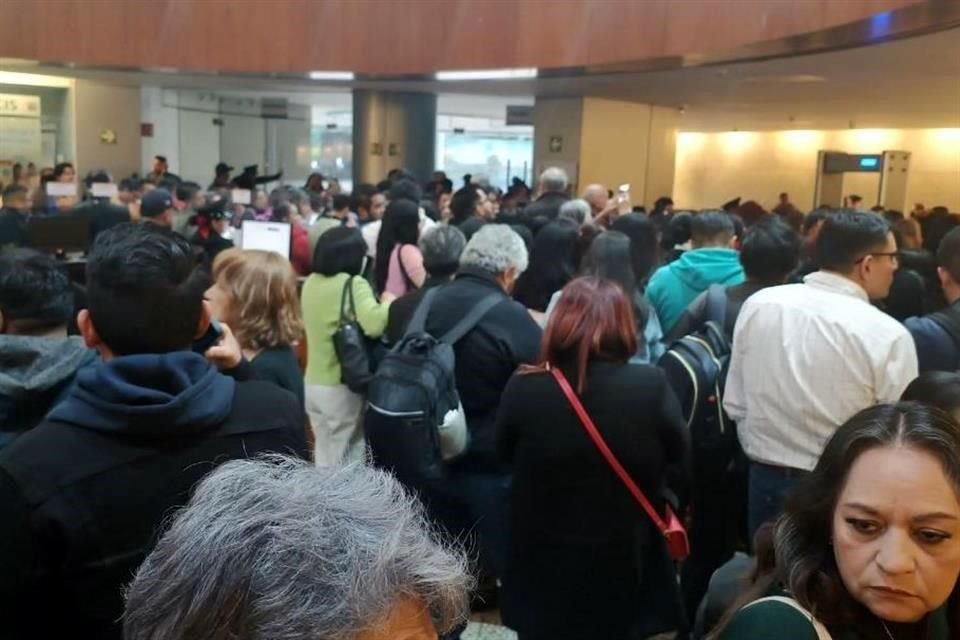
[714,402,959,639]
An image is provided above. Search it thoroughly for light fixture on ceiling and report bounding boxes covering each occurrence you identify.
[308,71,355,81]
[435,67,538,81]
[743,74,826,84]
[0,57,39,67]
[0,70,73,87]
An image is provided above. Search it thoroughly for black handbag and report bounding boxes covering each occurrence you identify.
[333,276,373,393]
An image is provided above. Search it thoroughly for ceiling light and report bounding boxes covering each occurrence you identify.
[0,70,73,87]
[744,74,826,84]
[0,58,39,67]
[930,128,960,144]
[435,68,538,81]
[309,71,354,81]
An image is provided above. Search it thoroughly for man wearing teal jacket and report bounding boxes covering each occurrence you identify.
[647,210,745,336]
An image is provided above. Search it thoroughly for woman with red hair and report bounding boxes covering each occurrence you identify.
[497,276,689,640]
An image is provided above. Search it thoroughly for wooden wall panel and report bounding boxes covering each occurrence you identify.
[0,0,927,75]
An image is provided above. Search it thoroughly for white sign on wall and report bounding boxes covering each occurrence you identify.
[0,93,42,161]
[0,94,41,118]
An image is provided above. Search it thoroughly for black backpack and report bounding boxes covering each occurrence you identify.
[928,302,960,371]
[364,287,501,488]
[659,285,734,456]
[660,286,745,618]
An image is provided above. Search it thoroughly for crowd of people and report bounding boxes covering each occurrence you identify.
[0,156,959,640]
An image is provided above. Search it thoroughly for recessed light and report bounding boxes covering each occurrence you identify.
[308,71,354,81]
[435,68,538,81]
[744,74,826,84]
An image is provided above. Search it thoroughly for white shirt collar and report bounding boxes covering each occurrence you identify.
[802,270,869,302]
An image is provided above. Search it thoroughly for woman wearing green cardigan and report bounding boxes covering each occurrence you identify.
[715,403,958,640]
[301,227,390,466]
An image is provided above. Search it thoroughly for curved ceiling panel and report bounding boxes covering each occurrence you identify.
[0,0,944,77]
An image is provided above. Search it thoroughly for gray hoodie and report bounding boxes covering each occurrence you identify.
[0,335,96,450]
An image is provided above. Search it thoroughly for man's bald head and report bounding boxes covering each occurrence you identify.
[582,184,608,215]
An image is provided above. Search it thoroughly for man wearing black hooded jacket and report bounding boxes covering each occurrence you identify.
[0,224,308,639]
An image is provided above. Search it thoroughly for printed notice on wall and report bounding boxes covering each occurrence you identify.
[0,93,42,162]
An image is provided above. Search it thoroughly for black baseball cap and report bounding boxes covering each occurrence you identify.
[141,188,174,217]
[215,162,234,174]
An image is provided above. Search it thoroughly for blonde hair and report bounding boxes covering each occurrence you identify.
[212,249,303,350]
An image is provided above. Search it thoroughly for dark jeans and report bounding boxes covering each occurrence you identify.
[424,469,512,578]
[747,461,808,545]
[681,450,748,618]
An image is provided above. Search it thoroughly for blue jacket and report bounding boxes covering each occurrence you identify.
[647,248,745,335]
[905,301,960,372]
[47,351,235,434]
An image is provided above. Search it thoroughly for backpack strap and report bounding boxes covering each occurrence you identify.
[440,293,502,345]
[703,284,728,328]
[339,276,357,323]
[928,302,960,353]
[404,286,439,337]
[396,244,416,292]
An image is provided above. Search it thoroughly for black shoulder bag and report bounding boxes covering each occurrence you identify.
[333,276,373,393]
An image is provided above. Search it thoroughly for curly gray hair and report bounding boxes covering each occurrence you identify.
[459,224,528,275]
[123,456,473,640]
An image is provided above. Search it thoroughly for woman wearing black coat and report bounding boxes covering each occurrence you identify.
[497,277,689,640]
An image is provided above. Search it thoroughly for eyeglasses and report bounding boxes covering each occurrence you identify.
[854,251,899,264]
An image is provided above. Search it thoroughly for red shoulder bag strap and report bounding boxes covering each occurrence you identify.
[550,367,669,533]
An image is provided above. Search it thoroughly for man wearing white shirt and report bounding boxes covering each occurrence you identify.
[724,211,918,539]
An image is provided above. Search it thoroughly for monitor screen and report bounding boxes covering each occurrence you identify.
[858,156,880,169]
[240,220,291,259]
[28,216,90,254]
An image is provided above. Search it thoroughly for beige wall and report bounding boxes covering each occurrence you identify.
[73,80,141,180]
[533,97,583,191]
[674,128,960,212]
[579,99,679,205]
[642,104,679,205]
[534,97,679,204]
[579,98,650,198]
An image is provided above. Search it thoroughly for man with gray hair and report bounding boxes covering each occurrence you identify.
[385,224,468,344]
[123,456,472,640]
[523,166,570,222]
[559,198,592,226]
[415,224,541,581]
